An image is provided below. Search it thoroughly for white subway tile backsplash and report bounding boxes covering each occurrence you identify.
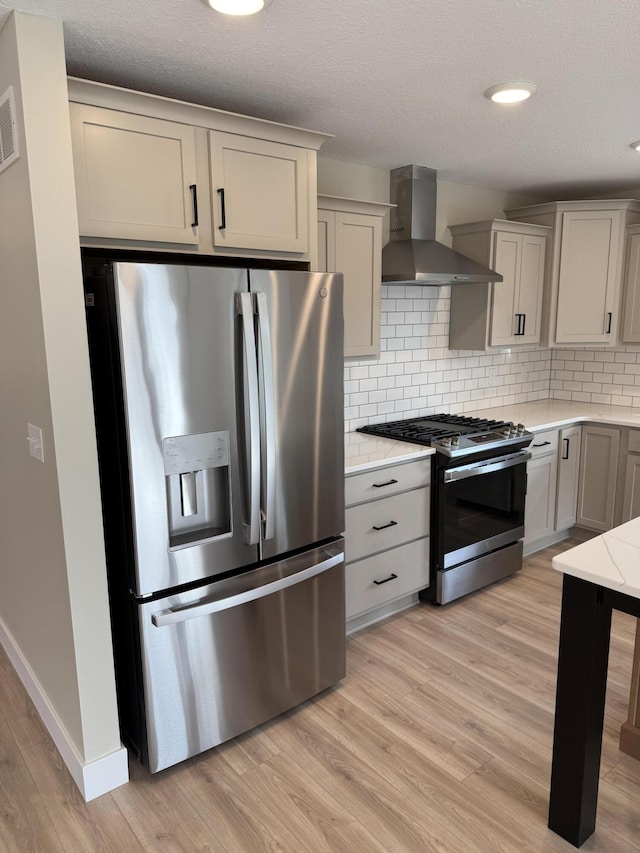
[344,284,552,431]
[345,290,640,431]
[550,345,640,408]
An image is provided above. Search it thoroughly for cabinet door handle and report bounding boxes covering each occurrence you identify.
[514,314,523,336]
[372,478,398,489]
[606,312,612,334]
[373,573,398,586]
[189,184,198,228]
[533,441,551,448]
[562,437,570,460]
[372,520,398,531]
[217,187,226,230]
[521,313,526,336]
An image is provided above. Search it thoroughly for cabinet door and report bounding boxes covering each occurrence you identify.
[524,454,557,546]
[489,232,520,346]
[316,210,334,273]
[516,234,546,344]
[622,232,640,342]
[555,425,582,530]
[209,132,308,253]
[576,426,620,531]
[70,104,199,244]
[555,211,622,343]
[622,455,640,522]
[335,212,382,358]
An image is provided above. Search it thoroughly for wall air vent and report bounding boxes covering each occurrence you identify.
[0,86,19,175]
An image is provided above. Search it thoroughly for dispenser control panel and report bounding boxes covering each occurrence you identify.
[162,431,229,475]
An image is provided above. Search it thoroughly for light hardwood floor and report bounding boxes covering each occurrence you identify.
[2,541,640,852]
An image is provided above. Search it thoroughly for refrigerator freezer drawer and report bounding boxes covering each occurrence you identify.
[137,541,346,772]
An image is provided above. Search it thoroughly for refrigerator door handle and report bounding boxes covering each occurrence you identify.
[151,552,344,627]
[255,291,276,541]
[239,292,261,545]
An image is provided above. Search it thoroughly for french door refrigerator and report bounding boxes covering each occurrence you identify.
[83,256,346,773]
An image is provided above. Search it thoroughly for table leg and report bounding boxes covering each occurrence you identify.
[619,619,640,759]
[548,574,612,847]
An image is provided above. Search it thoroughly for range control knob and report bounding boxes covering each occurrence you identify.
[451,436,460,446]
[517,423,526,435]
[441,437,451,447]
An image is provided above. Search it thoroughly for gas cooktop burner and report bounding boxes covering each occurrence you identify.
[357,413,532,458]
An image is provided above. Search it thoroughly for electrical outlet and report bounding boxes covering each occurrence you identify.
[488,366,498,387]
[27,422,45,463]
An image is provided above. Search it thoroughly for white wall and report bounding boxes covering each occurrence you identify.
[435,180,541,245]
[317,158,390,204]
[0,11,125,799]
[318,157,541,245]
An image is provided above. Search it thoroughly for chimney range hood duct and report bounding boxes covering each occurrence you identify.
[382,165,503,286]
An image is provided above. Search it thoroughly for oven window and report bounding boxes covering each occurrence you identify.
[441,462,526,558]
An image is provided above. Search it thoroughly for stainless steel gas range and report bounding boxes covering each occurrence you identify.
[358,414,533,604]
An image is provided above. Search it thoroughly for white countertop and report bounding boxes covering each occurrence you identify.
[472,399,640,432]
[552,517,640,598]
[345,397,640,476]
[345,431,434,475]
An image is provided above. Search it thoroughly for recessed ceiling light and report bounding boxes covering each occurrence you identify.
[484,82,538,104]
[630,141,640,152]
[208,0,271,15]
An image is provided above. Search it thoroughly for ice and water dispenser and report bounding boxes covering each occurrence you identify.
[163,431,232,549]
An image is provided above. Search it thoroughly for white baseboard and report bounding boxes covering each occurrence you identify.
[347,592,420,635]
[0,615,128,801]
[523,529,571,557]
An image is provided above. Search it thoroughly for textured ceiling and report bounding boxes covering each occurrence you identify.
[2,0,640,198]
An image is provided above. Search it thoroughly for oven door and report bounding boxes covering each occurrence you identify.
[439,451,530,569]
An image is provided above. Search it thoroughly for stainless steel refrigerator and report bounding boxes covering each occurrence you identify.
[83,256,346,773]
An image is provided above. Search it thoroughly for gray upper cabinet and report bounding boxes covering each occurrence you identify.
[209,132,310,254]
[506,200,640,347]
[449,219,549,351]
[622,226,640,343]
[67,78,330,260]
[317,196,392,359]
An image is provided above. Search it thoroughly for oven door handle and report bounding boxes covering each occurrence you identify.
[444,451,531,483]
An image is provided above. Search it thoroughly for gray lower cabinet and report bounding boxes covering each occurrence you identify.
[576,426,620,531]
[555,425,582,531]
[524,430,558,546]
[622,430,640,522]
[344,458,430,630]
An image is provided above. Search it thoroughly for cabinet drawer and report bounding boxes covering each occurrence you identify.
[345,487,430,562]
[345,459,431,507]
[529,429,558,459]
[346,537,429,619]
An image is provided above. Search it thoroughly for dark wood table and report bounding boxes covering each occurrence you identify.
[549,572,640,847]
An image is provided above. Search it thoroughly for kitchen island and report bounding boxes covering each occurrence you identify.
[549,519,640,847]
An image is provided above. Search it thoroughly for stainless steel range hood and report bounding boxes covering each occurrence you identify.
[382,165,503,286]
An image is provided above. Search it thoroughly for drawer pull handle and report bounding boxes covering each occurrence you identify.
[372,520,398,531]
[373,573,398,586]
[372,479,399,489]
[533,441,551,448]
[562,437,570,460]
